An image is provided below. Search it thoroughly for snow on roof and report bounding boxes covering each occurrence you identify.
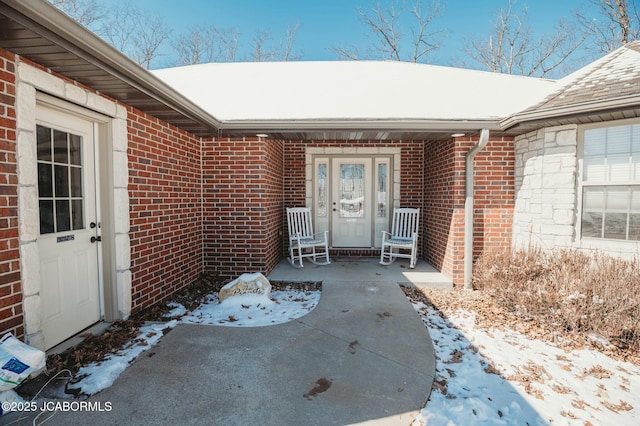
[152,61,557,122]
[521,41,640,114]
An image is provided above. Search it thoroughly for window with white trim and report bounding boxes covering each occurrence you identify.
[581,123,640,240]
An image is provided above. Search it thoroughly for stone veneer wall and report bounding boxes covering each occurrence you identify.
[513,125,578,250]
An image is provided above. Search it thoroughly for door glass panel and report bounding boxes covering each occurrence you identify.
[72,200,84,230]
[377,163,387,217]
[317,163,327,217]
[39,200,54,234]
[37,126,52,161]
[38,163,53,198]
[70,167,83,197]
[54,165,69,197]
[339,163,365,217]
[55,200,71,232]
[37,124,84,234]
[53,130,68,164]
[69,134,82,165]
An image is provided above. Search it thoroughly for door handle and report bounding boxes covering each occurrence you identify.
[90,236,102,243]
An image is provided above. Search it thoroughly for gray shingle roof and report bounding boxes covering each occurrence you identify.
[520,41,640,114]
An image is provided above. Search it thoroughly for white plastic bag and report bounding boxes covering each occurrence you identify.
[0,333,46,391]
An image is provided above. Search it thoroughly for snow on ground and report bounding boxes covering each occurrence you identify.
[181,289,320,327]
[50,286,639,426]
[67,321,178,396]
[68,289,320,395]
[411,301,640,426]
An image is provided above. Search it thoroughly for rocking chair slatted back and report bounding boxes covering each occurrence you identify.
[380,207,420,268]
[287,207,314,239]
[286,207,331,268]
[391,208,420,240]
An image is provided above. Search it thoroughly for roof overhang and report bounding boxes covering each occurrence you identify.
[0,0,221,137]
[220,118,504,140]
[0,0,587,142]
[501,95,640,133]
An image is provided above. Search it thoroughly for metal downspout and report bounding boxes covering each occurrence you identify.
[464,129,490,290]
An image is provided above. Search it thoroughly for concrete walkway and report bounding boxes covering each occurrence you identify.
[11,259,439,425]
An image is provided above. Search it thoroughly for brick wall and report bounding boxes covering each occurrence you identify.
[0,48,22,339]
[202,138,284,279]
[128,108,203,312]
[473,137,515,258]
[424,136,514,285]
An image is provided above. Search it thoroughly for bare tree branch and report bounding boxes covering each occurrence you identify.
[465,0,587,77]
[577,0,640,53]
[331,0,444,63]
[48,0,104,29]
[278,22,302,61]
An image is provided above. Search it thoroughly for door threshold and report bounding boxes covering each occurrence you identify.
[46,321,113,356]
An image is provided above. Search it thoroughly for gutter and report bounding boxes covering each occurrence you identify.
[500,95,640,130]
[464,129,490,290]
[220,118,503,133]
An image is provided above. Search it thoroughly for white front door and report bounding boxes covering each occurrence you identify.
[36,105,101,349]
[332,159,373,247]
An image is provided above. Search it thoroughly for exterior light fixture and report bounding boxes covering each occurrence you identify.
[451,133,465,138]
[256,133,269,138]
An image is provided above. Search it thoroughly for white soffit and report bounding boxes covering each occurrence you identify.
[152,61,557,122]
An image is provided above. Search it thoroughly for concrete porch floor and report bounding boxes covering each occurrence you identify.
[268,257,453,289]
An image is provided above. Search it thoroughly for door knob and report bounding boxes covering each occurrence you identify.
[90,236,102,243]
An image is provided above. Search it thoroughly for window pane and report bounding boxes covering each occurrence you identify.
[583,157,605,182]
[36,125,51,161]
[604,213,627,239]
[629,188,640,240]
[584,128,606,156]
[54,165,69,197]
[632,124,640,153]
[72,199,84,230]
[39,200,54,235]
[53,130,69,164]
[377,163,387,217]
[608,154,631,182]
[603,187,629,239]
[582,187,604,238]
[37,163,53,198]
[317,163,326,217]
[69,134,82,165]
[55,200,71,232]
[607,126,631,154]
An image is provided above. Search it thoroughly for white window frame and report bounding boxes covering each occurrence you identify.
[577,118,640,249]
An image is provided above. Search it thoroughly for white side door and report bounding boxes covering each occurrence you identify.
[331,159,372,247]
[36,105,101,349]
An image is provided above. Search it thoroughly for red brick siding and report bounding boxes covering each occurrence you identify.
[472,137,515,259]
[202,138,284,279]
[282,140,424,257]
[424,136,514,285]
[128,108,203,312]
[0,48,22,339]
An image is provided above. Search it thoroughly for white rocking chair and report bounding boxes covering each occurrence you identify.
[286,207,331,268]
[380,207,420,268]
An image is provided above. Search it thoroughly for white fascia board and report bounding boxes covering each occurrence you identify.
[500,95,640,130]
[220,118,503,132]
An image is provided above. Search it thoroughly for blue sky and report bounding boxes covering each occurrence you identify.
[131,0,598,69]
